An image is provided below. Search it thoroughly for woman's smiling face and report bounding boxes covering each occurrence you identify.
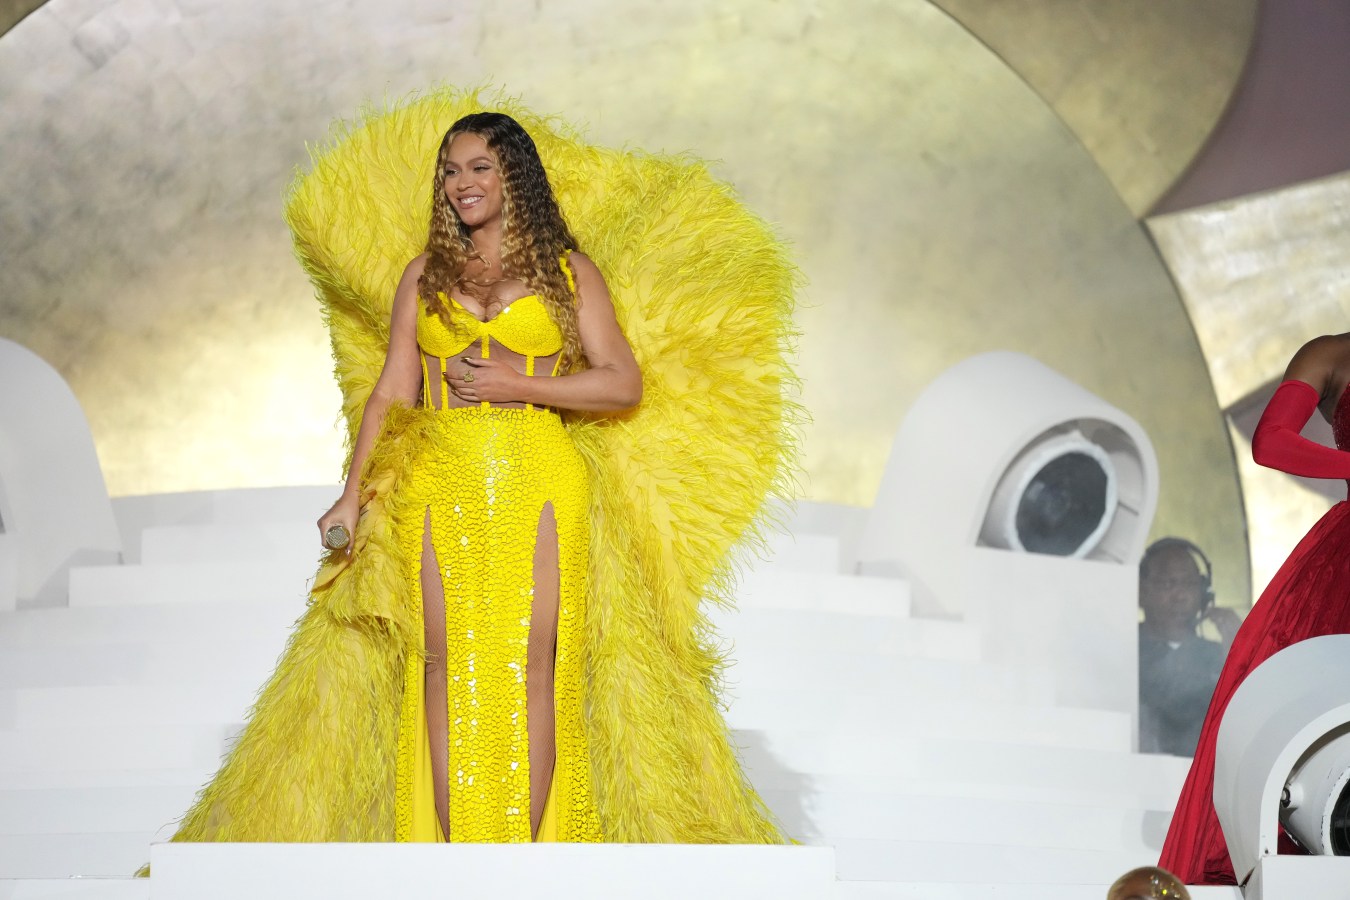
[443,132,504,229]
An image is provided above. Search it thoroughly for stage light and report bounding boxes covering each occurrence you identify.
[1281,727,1350,855]
[1214,634,1350,896]
[850,351,1158,715]
[980,428,1118,558]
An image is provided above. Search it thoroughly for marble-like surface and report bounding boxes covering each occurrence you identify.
[0,0,1248,603]
[1148,171,1350,410]
[936,0,1257,216]
[1149,172,1350,596]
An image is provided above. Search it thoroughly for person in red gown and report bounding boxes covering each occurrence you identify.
[1158,333,1350,884]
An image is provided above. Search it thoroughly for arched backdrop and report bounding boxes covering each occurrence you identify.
[0,0,1272,607]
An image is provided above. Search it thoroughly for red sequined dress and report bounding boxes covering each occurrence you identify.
[1159,379,1350,884]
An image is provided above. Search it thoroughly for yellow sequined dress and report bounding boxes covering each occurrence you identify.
[397,270,601,843]
[161,88,800,848]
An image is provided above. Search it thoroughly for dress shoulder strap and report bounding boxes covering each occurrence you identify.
[559,251,577,297]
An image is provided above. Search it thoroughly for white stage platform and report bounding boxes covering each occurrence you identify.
[1246,856,1350,900]
[0,482,1242,899]
[148,844,836,900]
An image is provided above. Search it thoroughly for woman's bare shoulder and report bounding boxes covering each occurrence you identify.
[391,254,431,316]
[566,250,601,278]
[1290,333,1350,366]
[404,252,430,278]
[566,251,610,296]
[1285,333,1350,395]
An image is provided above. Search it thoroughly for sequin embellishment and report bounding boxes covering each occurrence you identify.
[394,407,601,842]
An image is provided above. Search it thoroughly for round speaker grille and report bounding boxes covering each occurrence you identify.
[980,429,1118,559]
[1014,452,1110,556]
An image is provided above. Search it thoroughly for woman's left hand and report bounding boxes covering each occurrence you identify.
[446,356,528,404]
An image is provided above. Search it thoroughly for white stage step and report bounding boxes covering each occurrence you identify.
[0,767,218,793]
[132,516,850,578]
[4,585,918,656]
[737,569,910,617]
[1,682,1108,753]
[0,766,1180,842]
[0,632,1029,711]
[0,726,231,777]
[0,786,197,837]
[148,843,838,900]
[111,486,338,564]
[139,522,318,565]
[4,723,1120,783]
[754,768,1186,816]
[0,833,153,879]
[740,739,1190,810]
[0,780,1163,853]
[730,695,1129,751]
[0,683,265,730]
[837,883,1240,899]
[739,734,1139,788]
[712,607,980,661]
[727,653,1056,706]
[762,530,845,574]
[67,561,313,608]
[5,581,916,650]
[0,638,291,691]
[762,790,1160,854]
[120,501,844,570]
[0,601,303,650]
[0,879,149,900]
[833,838,1150,885]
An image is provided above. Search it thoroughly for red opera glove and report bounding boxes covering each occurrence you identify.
[1251,380,1350,479]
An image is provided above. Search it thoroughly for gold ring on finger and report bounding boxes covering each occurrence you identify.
[463,370,475,383]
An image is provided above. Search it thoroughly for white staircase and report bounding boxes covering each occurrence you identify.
[0,489,1240,899]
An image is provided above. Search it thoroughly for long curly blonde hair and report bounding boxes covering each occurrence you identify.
[418,112,584,372]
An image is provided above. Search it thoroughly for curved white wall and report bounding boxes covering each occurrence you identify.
[0,338,121,608]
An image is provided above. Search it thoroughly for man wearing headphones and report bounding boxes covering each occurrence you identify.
[1138,538,1243,756]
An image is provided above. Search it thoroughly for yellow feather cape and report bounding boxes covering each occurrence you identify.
[167,87,801,845]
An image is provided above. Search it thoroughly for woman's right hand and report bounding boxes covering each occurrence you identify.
[317,490,360,554]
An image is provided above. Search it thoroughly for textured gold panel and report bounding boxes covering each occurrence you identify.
[0,0,1247,605]
[935,0,1257,215]
[1148,173,1350,600]
[1147,172,1350,410]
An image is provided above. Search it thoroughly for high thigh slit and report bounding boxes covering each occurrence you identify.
[413,498,563,841]
[527,502,560,839]
[394,406,601,843]
[420,509,451,839]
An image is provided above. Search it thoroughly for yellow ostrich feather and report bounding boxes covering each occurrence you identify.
[166,86,801,846]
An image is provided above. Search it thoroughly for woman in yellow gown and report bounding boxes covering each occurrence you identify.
[162,89,799,847]
[317,111,638,842]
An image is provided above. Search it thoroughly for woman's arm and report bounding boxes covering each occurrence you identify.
[316,256,426,548]
[1251,336,1350,479]
[450,253,642,412]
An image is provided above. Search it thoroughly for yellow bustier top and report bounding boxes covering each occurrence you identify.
[416,256,574,409]
[417,294,564,360]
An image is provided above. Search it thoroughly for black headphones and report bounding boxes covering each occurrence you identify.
[1142,536,1215,614]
